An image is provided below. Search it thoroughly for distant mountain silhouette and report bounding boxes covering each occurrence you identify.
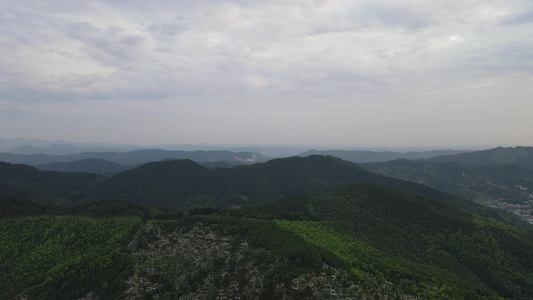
[300,149,464,163]
[0,149,268,166]
[429,146,533,169]
[36,159,134,175]
[0,138,140,154]
[9,144,107,155]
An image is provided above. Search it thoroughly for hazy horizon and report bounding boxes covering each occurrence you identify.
[0,136,525,154]
[1,1,532,148]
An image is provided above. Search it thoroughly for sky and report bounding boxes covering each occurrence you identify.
[1,0,532,148]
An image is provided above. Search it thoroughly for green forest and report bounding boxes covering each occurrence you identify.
[2,181,533,299]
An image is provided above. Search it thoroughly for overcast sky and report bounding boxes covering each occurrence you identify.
[1,0,532,148]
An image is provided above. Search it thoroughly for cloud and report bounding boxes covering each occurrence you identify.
[0,0,532,146]
[501,9,533,26]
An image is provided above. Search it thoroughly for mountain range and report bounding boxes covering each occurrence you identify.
[2,144,533,299]
[1,154,530,232]
[0,149,268,167]
[428,146,533,170]
[299,148,465,163]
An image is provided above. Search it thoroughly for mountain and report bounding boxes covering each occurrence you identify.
[0,137,65,149]
[198,160,249,169]
[96,155,445,207]
[300,148,464,163]
[3,155,529,233]
[0,138,141,154]
[2,184,533,299]
[0,162,104,206]
[36,159,134,176]
[9,144,107,155]
[477,164,533,191]
[260,183,533,299]
[0,149,268,166]
[429,146,533,169]
[362,159,533,202]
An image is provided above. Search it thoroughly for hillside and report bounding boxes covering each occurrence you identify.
[36,159,134,176]
[2,156,530,232]
[261,183,533,299]
[0,162,104,206]
[429,146,533,169]
[2,184,533,299]
[362,159,533,202]
[93,155,469,208]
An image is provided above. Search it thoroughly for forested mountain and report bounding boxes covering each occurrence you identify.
[36,159,134,175]
[477,164,533,190]
[362,159,533,202]
[35,158,245,175]
[261,183,533,299]
[2,183,533,299]
[2,156,530,233]
[0,155,462,209]
[429,146,533,169]
[0,162,104,206]
[0,149,268,166]
[299,148,464,163]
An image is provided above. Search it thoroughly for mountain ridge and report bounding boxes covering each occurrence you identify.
[428,146,533,169]
[299,148,465,163]
[2,155,530,233]
[0,149,268,166]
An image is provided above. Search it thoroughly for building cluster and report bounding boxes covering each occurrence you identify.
[485,198,533,225]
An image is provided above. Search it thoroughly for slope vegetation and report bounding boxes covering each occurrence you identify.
[2,156,529,232]
[362,159,533,202]
[3,183,533,299]
[429,146,533,169]
[265,183,533,299]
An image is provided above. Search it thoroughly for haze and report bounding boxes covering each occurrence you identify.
[1,1,532,148]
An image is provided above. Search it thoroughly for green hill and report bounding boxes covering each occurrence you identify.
[0,215,142,299]
[0,162,104,206]
[97,159,211,206]
[2,156,530,232]
[2,183,533,299]
[90,155,475,210]
[36,158,132,176]
[362,159,533,203]
[429,146,533,169]
[264,183,533,299]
